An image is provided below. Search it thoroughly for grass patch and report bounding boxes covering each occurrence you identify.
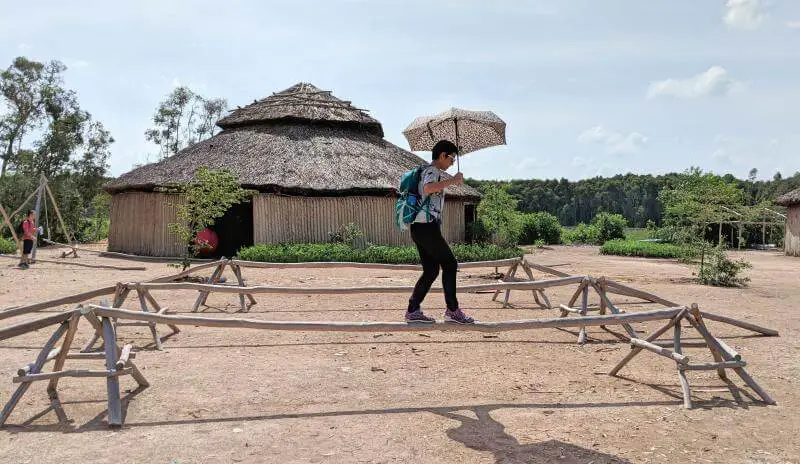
[624,228,650,241]
[0,236,16,254]
[599,239,689,259]
[236,243,524,264]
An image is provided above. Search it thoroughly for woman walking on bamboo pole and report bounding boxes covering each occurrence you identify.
[405,140,474,324]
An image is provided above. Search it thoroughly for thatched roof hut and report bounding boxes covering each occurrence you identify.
[776,188,800,257]
[106,83,481,257]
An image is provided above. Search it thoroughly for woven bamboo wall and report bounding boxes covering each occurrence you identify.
[108,192,470,255]
[785,205,800,257]
[108,192,184,257]
[253,194,467,246]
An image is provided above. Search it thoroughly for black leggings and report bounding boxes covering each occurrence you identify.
[408,222,459,311]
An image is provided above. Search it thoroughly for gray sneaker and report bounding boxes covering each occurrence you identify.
[444,309,475,324]
[405,310,435,323]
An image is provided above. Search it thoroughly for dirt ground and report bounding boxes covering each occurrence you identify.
[0,244,798,463]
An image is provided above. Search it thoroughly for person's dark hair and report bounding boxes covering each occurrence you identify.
[431,140,458,161]
[27,210,35,216]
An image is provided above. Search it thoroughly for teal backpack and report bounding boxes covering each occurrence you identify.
[394,165,431,231]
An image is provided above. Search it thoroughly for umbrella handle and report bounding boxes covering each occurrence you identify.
[454,117,461,173]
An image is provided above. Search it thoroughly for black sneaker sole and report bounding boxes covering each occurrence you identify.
[406,319,436,324]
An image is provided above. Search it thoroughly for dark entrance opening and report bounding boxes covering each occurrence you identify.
[211,200,254,258]
[464,203,477,243]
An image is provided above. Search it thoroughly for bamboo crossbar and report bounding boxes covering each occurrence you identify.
[88,306,684,333]
[0,310,81,342]
[146,259,229,283]
[13,368,132,383]
[97,251,215,263]
[630,338,690,364]
[680,361,746,371]
[128,275,587,295]
[523,260,571,277]
[0,287,116,321]
[229,258,523,271]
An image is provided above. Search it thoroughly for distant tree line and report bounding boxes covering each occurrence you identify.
[466,169,800,228]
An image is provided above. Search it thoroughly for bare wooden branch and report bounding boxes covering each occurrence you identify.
[102,317,123,427]
[522,259,571,277]
[0,204,19,248]
[609,311,686,376]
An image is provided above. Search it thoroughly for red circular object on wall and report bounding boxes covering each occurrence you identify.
[195,228,219,254]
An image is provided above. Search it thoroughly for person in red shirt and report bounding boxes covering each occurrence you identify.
[18,210,36,269]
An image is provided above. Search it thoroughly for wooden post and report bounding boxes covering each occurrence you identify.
[609,310,685,377]
[0,204,19,249]
[142,289,180,335]
[686,307,776,405]
[136,288,163,350]
[0,321,68,426]
[502,261,520,308]
[101,317,123,427]
[577,283,589,344]
[44,181,77,253]
[591,280,637,339]
[230,263,256,311]
[193,262,226,312]
[674,320,692,408]
[30,180,45,262]
[46,313,81,422]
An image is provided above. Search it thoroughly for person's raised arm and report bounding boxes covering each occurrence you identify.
[423,172,464,195]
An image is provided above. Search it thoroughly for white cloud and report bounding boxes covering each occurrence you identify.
[578,125,648,155]
[724,0,767,30]
[64,59,90,69]
[18,43,32,51]
[785,21,800,29]
[515,157,551,173]
[647,66,740,99]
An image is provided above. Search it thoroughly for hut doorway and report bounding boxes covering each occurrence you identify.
[212,200,254,258]
[464,203,477,243]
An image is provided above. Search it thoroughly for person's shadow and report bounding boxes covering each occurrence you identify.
[435,406,630,464]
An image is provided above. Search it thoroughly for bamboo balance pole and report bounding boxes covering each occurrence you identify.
[0,287,116,322]
[230,257,524,271]
[10,185,42,219]
[0,253,146,271]
[698,311,779,337]
[522,259,572,278]
[88,305,684,334]
[134,275,587,297]
[0,310,81,342]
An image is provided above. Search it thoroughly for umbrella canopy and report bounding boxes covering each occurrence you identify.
[402,108,506,156]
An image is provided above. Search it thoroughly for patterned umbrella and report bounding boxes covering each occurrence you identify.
[402,108,506,171]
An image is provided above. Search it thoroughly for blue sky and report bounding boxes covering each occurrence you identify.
[2,0,799,181]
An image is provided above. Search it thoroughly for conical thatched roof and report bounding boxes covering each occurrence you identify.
[106,83,481,200]
[217,82,384,136]
[776,188,800,206]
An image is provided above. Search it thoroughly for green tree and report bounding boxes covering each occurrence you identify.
[165,168,253,269]
[0,57,66,177]
[476,185,522,247]
[145,86,227,159]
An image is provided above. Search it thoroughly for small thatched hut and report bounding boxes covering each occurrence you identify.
[105,83,481,257]
[776,188,800,257]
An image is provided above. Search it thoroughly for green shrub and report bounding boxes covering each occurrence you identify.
[592,212,627,243]
[236,243,523,264]
[520,212,562,245]
[600,239,689,259]
[696,245,751,287]
[563,223,601,245]
[476,186,523,247]
[0,236,16,254]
